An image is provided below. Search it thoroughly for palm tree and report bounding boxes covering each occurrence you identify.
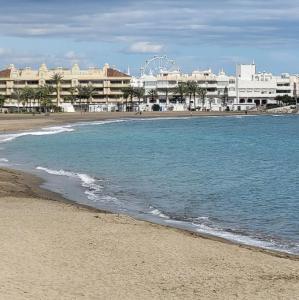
[186,81,198,110]
[197,87,207,111]
[85,84,96,111]
[121,86,135,111]
[207,97,213,110]
[39,85,55,113]
[22,86,36,112]
[64,87,78,104]
[133,87,145,112]
[121,86,131,112]
[51,73,63,107]
[222,86,229,108]
[174,82,187,103]
[0,95,5,112]
[35,86,47,111]
[147,89,158,104]
[11,89,23,113]
[159,87,170,105]
[78,84,96,112]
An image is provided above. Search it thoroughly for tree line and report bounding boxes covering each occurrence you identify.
[122,81,229,111]
[0,73,97,113]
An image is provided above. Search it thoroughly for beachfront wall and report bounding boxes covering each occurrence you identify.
[0,63,131,109]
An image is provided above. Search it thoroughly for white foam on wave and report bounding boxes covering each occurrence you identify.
[36,166,103,202]
[195,216,209,221]
[194,223,275,248]
[0,126,74,143]
[0,119,128,145]
[73,119,127,127]
[149,206,169,219]
[36,166,121,206]
[0,158,8,162]
[163,218,295,253]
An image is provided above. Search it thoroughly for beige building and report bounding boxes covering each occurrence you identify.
[0,63,131,109]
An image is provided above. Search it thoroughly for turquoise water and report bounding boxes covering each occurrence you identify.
[1,115,298,254]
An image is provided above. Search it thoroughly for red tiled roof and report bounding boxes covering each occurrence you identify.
[0,69,11,78]
[107,68,130,78]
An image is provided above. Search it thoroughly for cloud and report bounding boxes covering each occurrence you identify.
[127,42,164,53]
[0,48,90,69]
[0,0,298,48]
[0,0,299,73]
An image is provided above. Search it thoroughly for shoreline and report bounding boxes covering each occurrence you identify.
[0,110,267,132]
[1,166,298,261]
[1,112,299,298]
[0,112,298,259]
[0,168,299,299]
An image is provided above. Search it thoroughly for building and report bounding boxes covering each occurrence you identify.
[235,63,293,110]
[132,62,296,112]
[0,59,296,112]
[0,63,131,111]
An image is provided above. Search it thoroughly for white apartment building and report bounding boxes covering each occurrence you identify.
[132,62,296,112]
[235,63,293,111]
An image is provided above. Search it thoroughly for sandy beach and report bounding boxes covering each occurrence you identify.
[0,112,298,299]
[0,111,257,132]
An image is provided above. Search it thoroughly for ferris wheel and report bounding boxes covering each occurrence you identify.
[140,55,180,76]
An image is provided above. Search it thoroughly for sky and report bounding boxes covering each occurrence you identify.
[0,0,299,75]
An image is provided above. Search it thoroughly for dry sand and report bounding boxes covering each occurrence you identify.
[0,111,257,132]
[0,169,298,300]
[0,112,298,299]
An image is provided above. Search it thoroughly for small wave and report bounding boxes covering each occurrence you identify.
[149,206,169,219]
[36,166,103,202]
[195,216,209,221]
[163,218,298,254]
[0,119,128,144]
[0,158,8,162]
[66,119,128,129]
[0,126,74,143]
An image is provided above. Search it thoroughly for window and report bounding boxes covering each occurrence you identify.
[277,90,291,93]
[14,81,25,85]
[89,80,103,84]
[26,81,39,85]
[61,80,72,85]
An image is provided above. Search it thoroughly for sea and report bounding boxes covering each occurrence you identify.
[0,114,298,254]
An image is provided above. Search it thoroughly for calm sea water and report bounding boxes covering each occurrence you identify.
[1,115,298,254]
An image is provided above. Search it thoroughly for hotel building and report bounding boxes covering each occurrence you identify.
[0,63,131,111]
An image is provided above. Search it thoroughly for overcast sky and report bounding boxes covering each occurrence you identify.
[0,0,298,75]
